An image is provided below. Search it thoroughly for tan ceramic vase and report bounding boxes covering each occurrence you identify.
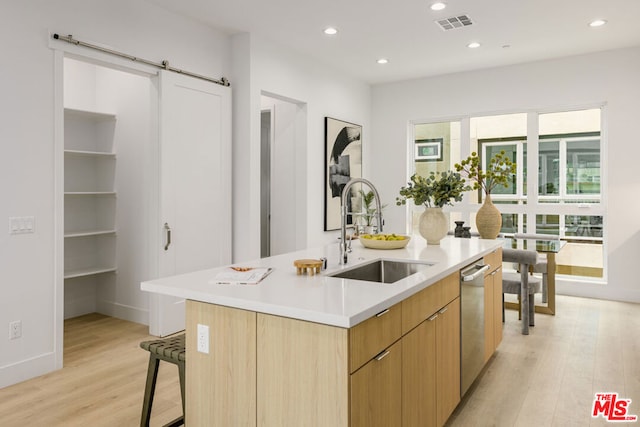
[475,194,502,239]
[419,207,448,245]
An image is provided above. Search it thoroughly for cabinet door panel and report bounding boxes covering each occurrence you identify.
[350,340,402,427]
[484,265,504,362]
[402,319,437,427]
[492,267,503,350]
[436,297,461,426]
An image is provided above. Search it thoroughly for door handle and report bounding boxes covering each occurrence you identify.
[375,349,390,361]
[164,223,171,251]
[375,308,390,317]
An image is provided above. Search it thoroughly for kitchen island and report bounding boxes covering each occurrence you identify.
[142,235,503,427]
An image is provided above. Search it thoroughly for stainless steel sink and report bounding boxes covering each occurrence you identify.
[328,259,434,284]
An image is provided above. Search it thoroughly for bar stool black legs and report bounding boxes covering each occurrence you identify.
[139,334,186,427]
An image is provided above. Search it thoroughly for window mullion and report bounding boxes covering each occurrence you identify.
[527,113,538,206]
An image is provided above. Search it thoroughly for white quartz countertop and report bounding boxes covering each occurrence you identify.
[141,235,503,328]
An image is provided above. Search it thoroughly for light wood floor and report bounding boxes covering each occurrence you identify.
[0,313,182,427]
[448,295,640,427]
[1,295,638,426]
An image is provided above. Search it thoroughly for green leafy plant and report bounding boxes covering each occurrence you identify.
[454,151,516,195]
[358,190,387,226]
[396,171,470,208]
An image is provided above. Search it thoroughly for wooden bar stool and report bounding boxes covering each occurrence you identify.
[139,334,186,427]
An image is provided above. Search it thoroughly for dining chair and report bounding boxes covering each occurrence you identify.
[502,248,542,335]
[513,233,560,303]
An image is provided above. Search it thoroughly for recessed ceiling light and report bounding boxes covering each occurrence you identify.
[324,27,338,35]
[430,2,446,11]
[467,42,481,49]
[377,58,389,64]
[589,19,607,28]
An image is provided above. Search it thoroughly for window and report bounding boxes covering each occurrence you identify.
[411,108,605,280]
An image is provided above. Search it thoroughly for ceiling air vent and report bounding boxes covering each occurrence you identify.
[436,14,474,31]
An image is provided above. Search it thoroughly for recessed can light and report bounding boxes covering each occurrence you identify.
[430,2,446,11]
[324,27,338,35]
[467,42,481,49]
[377,58,389,64]
[589,19,607,28]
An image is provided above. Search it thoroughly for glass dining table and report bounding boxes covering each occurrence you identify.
[502,237,567,315]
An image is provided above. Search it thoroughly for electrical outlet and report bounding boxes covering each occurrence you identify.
[197,323,209,354]
[9,320,22,340]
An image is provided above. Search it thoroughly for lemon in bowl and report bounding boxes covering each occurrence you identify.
[359,233,411,249]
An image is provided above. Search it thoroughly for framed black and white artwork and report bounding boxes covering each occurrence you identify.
[324,117,362,231]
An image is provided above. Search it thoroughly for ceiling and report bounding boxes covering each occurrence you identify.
[148,0,640,85]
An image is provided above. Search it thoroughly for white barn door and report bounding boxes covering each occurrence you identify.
[149,71,232,336]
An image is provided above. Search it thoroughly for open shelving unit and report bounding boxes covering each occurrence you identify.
[64,108,118,282]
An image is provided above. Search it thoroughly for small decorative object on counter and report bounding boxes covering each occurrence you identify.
[454,221,465,238]
[359,233,411,249]
[455,151,516,239]
[396,171,470,245]
[294,259,324,275]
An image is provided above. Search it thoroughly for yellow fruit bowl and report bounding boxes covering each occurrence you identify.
[359,234,411,249]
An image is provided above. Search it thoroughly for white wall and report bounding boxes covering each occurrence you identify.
[230,34,372,262]
[0,0,230,388]
[261,95,300,256]
[371,47,640,303]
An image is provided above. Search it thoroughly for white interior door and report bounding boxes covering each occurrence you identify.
[149,71,232,336]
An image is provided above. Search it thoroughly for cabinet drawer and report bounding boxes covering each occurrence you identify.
[484,248,502,274]
[440,271,460,306]
[401,271,459,334]
[350,303,401,373]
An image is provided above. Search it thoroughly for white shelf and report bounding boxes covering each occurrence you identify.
[64,266,117,280]
[63,106,118,301]
[65,191,117,196]
[65,229,117,238]
[64,149,116,158]
[64,107,116,120]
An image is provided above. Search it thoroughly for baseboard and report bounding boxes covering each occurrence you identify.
[557,280,640,303]
[0,351,57,389]
[64,295,96,320]
[96,300,148,325]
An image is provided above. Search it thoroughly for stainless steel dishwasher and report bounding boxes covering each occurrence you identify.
[460,259,490,396]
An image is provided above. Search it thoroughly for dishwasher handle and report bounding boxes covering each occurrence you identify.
[461,264,490,282]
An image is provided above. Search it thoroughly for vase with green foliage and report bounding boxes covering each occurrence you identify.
[397,171,470,244]
[455,150,516,239]
[357,189,386,234]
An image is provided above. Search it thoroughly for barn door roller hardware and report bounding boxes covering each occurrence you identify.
[53,33,230,87]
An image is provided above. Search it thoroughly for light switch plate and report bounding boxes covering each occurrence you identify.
[9,216,35,235]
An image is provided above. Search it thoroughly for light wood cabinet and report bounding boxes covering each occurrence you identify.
[436,297,461,426]
[350,303,402,373]
[401,272,460,427]
[402,312,437,427]
[351,339,402,427]
[186,301,257,427]
[187,271,465,427]
[483,248,503,362]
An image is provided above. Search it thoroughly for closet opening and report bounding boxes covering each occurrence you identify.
[57,54,158,367]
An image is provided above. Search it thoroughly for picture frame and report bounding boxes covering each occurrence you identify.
[415,138,443,162]
[324,117,362,231]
